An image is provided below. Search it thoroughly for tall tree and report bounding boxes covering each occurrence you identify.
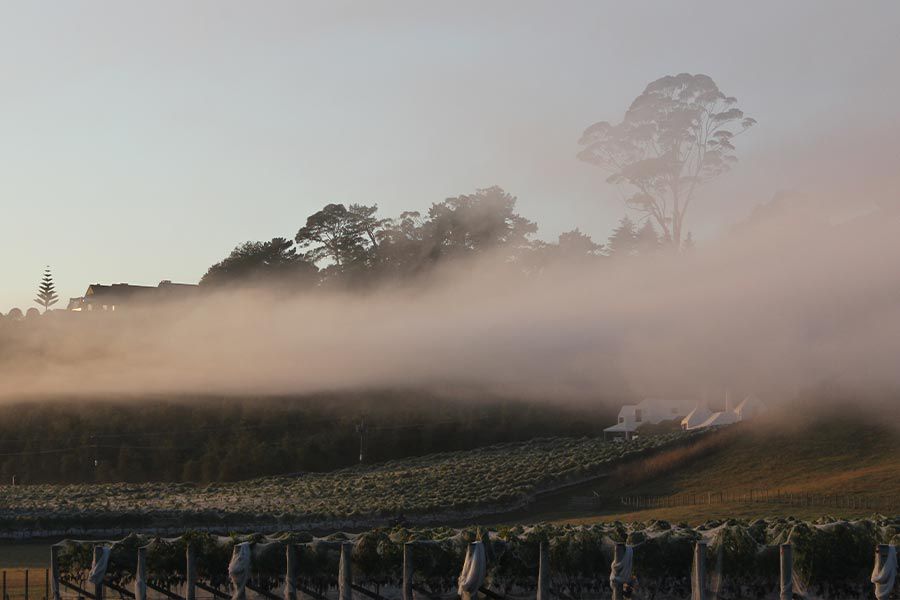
[295,203,384,272]
[606,216,638,257]
[578,73,755,250]
[424,186,537,259]
[201,237,318,289]
[373,211,431,277]
[34,266,59,312]
[557,228,603,258]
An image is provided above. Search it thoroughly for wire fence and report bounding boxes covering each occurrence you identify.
[0,570,227,600]
[1,569,48,600]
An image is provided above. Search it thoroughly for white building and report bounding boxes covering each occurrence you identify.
[681,394,767,431]
[603,398,694,440]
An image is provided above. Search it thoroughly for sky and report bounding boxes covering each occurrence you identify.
[1,1,899,311]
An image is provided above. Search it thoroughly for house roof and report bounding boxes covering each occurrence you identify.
[86,283,156,298]
[603,423,637,433]
[698,411,739,428]
[681,405,712,428]
[81,281,199,303]
[736,395,767,414]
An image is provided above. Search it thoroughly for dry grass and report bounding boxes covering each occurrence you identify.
[517,415,900,525]
[608,426,740,486]
[557,501,882,526]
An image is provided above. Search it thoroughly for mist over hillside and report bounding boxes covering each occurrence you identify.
[2,197,900,416]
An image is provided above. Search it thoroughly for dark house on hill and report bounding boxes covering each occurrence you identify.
[67,280,199,312]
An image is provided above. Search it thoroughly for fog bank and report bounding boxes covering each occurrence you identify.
[2,199,900,410]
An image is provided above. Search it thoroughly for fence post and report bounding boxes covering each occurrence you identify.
[779,544,792,600]
[692,542,707,600]
[186,544,196,600]
[285,544,297,600]
[537,542,549,600]
[25,569,29,600]
[44,568,48,600]
[135,547,147,600]
[339,542,353,600]
[402,543,413,600]
[92,546,104,600]
[611,543,626,600]
[875,544,890,574]
[50,547,60,600]
[3,570,6,600]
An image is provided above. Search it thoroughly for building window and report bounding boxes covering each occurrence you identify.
[618,417,624,424]
[635,409,642,423]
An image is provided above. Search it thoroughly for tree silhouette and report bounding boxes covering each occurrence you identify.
[424,186,537,258]
[34,266,59,312]
[634,220,660,256]
[557,228,603,258]
[607,216,638,257]
[295,203,384,271]
[578,73,755,250]
[201,237,318,289]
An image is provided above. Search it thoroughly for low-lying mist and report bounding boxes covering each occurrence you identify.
[3,198,900,416]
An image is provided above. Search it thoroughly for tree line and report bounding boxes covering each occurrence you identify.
[200,72,751,292]
[198,186,674,293]
[3,72,753,313]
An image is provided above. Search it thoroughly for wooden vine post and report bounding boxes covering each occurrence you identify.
[611,543,626,600]
[49,546,60,600]
[92,546,104,600]
[875,544,891,581]
[402,543,413,600]
[779,544,792,600]
[185,544,197,600]
[135,547,147,600]
[536,542,549,600]
[339,542,353,600]
[285,544,297,600]
[692,542,707,600]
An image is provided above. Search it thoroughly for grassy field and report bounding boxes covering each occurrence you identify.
[519,414,900,525]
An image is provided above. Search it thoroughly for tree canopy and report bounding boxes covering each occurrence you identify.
[201,237,318,289]
[578,73,754,250]
[295,203,384,274]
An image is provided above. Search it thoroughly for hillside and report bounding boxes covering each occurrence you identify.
[518,415,900,525]
[0,396,618,483]
[0,430,701,536]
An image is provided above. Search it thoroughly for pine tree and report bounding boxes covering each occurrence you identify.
[634,220,660,256]
[34,266,59,312]
[607,216,637,257]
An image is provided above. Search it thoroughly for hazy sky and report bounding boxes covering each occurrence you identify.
[2,1,899,311]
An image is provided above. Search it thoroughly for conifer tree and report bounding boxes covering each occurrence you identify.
[635,220,660,256]
[606,216,638,257]
[34,266,59,312]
